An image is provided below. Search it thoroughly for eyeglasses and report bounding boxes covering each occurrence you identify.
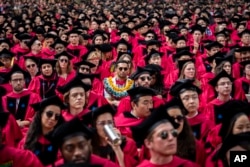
[139,76,152,81]
[157,129,178,140]
[96,120,114,126]
[36,43,42,46]
[173,115,185,122]
[118,67,128,71]
[217,82,232,86]
[45,111,61,121]
[146,35,154,38]
[80,67,90,72]
[26,64,36,69]
[59,59,68,63]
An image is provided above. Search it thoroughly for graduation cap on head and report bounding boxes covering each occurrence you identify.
[0,48,14,58]
[213,12,223,18]
[74,60,96,68]
[172,36,186,44]
[146,40,161,47]
[127,86,156,101]
[204,41,223,50]
[208,70,234,87]
[30,95,66,112]
[58,163,102,167]
[0,38,11,47]
[38,58,57,68]
[50,38,68,48]
[178,59,195,72]
[213,132,250,161]
[215,29,232,37]
[215,56,233,67]
[35,26,45,34]
[114,38,131,49]
[81,34,91,40]
[238,46,250,52]
[130,66,153,80]
[76,73,100,82]
[165,29,179,40]
[0,111,9,128]
[142,29,157,38]
[45,33,58,40]
[169,79,202,97]
[144,49,163,63]
[91,30,107,41]
[145,64,163,73]
[173,50,194,61]
[133,21,148,30]
[55,51,74,60]
[52,117,93,146]
[23,56,39,65]
[131,101,179,147]
[15,33,31,41]
[206,51,225,63]
[4,64,29,82]
[99,43,113,53]
[190,24,205,34]
[238,29,250,38]
[191,124,201,140]
[117,26,133,36]
[57,77,91,95]
[27,36,39,49]
[196,17,210,24]
[116,52,133,61]
[66,28,81,36]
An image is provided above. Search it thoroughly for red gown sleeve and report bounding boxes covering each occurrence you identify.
[25,93,41,121]
[122,137,139,167]
[28,77,40,96]
[195,140,206,167]
[233,78,247,101]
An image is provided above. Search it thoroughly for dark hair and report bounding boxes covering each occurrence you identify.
[150,72,165,96]
[24,106,64,151]
[215,61,231,75]
[114,60,129,69]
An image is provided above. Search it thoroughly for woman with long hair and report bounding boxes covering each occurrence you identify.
[55,51,76,87]
[83,104,138,167]
[19,96,65,166]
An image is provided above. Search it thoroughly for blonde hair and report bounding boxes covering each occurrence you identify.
[55,59,73,75]
[87,51,101,60]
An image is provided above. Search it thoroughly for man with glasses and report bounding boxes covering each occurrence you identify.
[205,70,234,124]
[103,60,134,107]
[2,65,41,128]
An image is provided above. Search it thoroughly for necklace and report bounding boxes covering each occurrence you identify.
[104,77,134,99]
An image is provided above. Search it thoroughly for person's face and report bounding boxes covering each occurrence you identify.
[69,34,79,44]
[58,56,69,69]
[145,123,177,156]
[94,36,103,45]
[215,77,232,96]
[217,36,226,46]
[115,63,129,79]
[176,40,186,48]
[167,108,184,134]
[241,34,250,45]
[183,63,195,79]
[223,62,232,75]
[208,47,220,56]
[10,73,25,92]
[171,16,179,25]
[45,38,54,47]
[61,135,91,164]
[90,21,98,30]
[149,55,161,65]
[145,33,155,41]
[110,21,117,29]
[69,87,86,109]
[87,52,101,67]
[180,90,199,113]
[41,64,53,76]
[35,16,41,23]
[25,59,38,75]
[237,25,245,33]
[120,33,129,41]
[61,34,68,42]
[95,112,114,140]
[132,96,153,118]
[41,105,61,130]
[192,30,202,42]
[33,40,42,52]
[36,34,44,42]
[0,57,11,68]
[232,114,250,135]
[117,44,128,53]
[147,45,159,53]
[55,44,66,54]
[241,51,250,61]
[135,73,152,88]
[197,20,206,27]
[78,65,91,74]
[0,43,9,51]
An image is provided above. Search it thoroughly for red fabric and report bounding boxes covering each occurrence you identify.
[41,48,56,59]
[92,78,104,96]
[233,77,249,101]
[204,145,224,167]
[2,90,41,122]
[2,114,23,147]
[232,62,242,79]
[87,91,108,110]
[67,44,88,63]
[62,108,89,122]
[0,145,44,167]
[11,44,30,65]
[206,124,222,153]
[57,70,76,87]
[121,137,139,167]
[137,156,200,167]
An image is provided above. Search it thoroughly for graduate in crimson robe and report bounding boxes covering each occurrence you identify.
[204,70,234,123]
[115,87,156,138]
[50,118,119,167]
[0,112,43,167]
[131,103,199,167]
[0,48,14,73]
[28,58,58,99]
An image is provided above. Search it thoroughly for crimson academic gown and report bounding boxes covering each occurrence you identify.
[114,112,145,138]
[137,156,199,167]
[2,114,23,147]
[62,108,89,122]
[67,44,88,63]
[87,91,108,111]
[232,62,242,79]
[57,70,76,87]
[2,90,41,122]
[116,96,164,116]
[0,145,44,167]
[11,44,30,65]
[41,48,56,59]
[28,74,58,99]
[233,77,249,101]
[52,154,119,167]
[205,144,224,167]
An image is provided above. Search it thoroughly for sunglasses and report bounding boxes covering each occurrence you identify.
[26,64,36,69]
[80,67,90,72]
[118,67,128,71]
[158,129,178,140]
[139,76,152,81]
[173,115,185,122]
[45,111,61,121]
[59,59,68,63]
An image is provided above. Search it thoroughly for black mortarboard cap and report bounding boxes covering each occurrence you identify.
[50,38,68,48]
[117,27,133,36]
[57,77,91,94]
[172,36,186,44]
[0,38,11,47]
[196,17,210,24]
[173,50,194,60]
[146,40,161,47]
[215,56,233,66]
[15,33,31,41]
[35,27,45,34]
[127,86,156,101]
[55,51,74,60]
[190,24,205,34]
[208,70,234,87]
[0,48,14,58]
[91,30,107,41]
[76,73,100,82]
[99,43,113,53]
[0,112,9,128]
[240,60,250,67]
[52,117,93,146]
[178,59,195,72]
[239,29,250,38]
[58,163,102,167]
[144,49,163,63]
[116,52,133,61]
[30,95,66,112]
[4,64,29,82]
[45,33,58,40]
[213,12,223,18]
[66,28,81,35]
[130,66,153,80]
[238,46,250,52]
[114,38,130,49]
[170,79,202,97]
[38,58,57,67]
[205,51,225,63]
[204,41,223,50]
[74,60,96,68]
[27,36,39,49]
[133,21,148,30]
[145,64,163,73]
[23,56,39,65]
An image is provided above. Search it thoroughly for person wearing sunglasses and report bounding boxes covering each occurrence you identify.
[56,51,76,87]
[18,95,65,166]
[83,104,138,167]
[131,102,199,167]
